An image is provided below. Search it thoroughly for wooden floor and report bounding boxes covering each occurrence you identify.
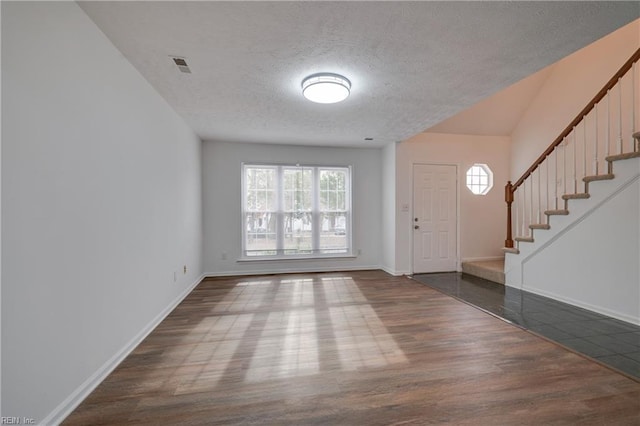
[64,270,640,425]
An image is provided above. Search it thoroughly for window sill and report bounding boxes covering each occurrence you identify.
[237,254,357,263]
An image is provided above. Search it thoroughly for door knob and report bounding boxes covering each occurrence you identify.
[414,225,419,230]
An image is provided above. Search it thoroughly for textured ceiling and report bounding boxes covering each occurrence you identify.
[426,64,555,136]
[79,1,640,148]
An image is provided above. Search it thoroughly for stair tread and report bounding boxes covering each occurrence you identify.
[606,152,640,162]
[461,259,505,271]
[502,247,520,255]
[583,174,614,182]
[461,260,505,284]
[562,193,590,200]
[530,224,551,230]
[515,236,534,242]
[545,209,569,215]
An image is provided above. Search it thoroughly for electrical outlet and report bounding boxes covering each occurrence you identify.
[173,271,177,282]
[357,249,362,255]
[221,252,227,260]
[183,265,187,274]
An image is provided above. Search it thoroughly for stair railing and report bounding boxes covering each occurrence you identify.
[505,48,640,249]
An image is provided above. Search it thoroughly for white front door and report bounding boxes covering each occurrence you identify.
[412,164,457,273]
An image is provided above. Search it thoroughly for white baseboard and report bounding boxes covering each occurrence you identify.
[42,273,206,426]
[379,265,405,276]
[523,285,640,326]
[204,265,382,278]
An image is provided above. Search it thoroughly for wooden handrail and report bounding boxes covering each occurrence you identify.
[505,47,640,249]
[513,48,640,190]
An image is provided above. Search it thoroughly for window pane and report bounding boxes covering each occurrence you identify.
[329,191,337,210]
[243,164,350,258]
[283,212,313,253]
[245,212,277,255]
[320,212,348,252]
[465,164,493,196]
[320,170,345,191]
[246,167,276,211]
[337,192,345,211]
[284,168,312,212]
[336,173,345,190]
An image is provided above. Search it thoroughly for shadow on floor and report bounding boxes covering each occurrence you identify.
[412,272,640,380]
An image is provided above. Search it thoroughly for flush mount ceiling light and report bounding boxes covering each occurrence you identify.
[302,73,351,104]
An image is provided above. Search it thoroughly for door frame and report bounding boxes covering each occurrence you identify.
[411,162,461,274]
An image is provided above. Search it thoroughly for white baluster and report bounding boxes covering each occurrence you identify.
[546,155,550,215]
[573,126,578,194]
[520,186,527,236]
[554,147,558,209]
[537,166,541,224]
[529,176,533,235]
[633,61,637,151]
[594,104,598,175]
[607,89,611,157]
[511,193,520,237]
[520,181,527,237]
[563,141,567,197]
[582,118,587,186]
[619,78,623,154]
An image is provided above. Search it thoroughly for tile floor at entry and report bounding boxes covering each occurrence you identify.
[412,272,640,379]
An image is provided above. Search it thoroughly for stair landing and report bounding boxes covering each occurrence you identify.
[461,259,505,285]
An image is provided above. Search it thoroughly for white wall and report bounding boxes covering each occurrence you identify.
[518,164,639,324]
[381,143,397,275]
[2,3,203,423]
[395,133,510,274]
[510,19,640,180]
[202,141,382,275]
[0,1,3,416]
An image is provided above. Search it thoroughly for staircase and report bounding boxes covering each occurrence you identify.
[505,133,640,255]
[502,48,640,324]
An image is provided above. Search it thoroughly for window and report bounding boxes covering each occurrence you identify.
[466,163,493,195]
[242,164,351,258]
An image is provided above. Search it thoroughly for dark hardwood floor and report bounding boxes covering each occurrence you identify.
[64,270,640,425]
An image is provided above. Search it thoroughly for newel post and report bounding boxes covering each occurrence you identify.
[505,181,514,248]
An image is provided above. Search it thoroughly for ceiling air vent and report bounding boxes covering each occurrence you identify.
[172,57,191,73]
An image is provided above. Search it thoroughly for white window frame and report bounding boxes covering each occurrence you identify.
[465,163,493,195]
[241,163,353,259]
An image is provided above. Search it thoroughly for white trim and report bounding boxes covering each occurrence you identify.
[379,265,407,276]
[241,163,353,258]
[43,274,206,425]
[461,256,504,263]
[522,285,640,326]
[465,163,494,195]
[204,265,381,277]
